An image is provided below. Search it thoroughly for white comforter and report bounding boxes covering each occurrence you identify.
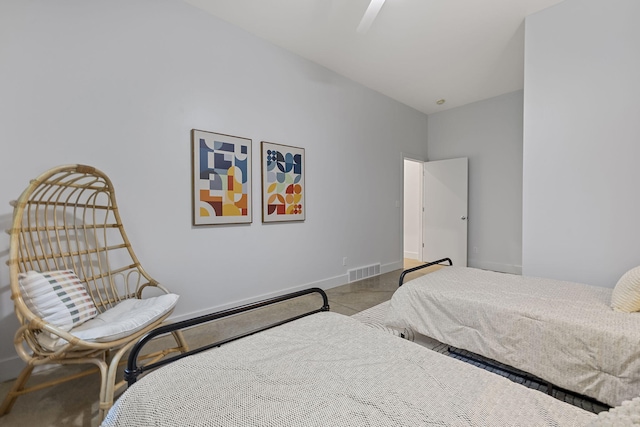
[102,311,594,426]
[386,266,640,407]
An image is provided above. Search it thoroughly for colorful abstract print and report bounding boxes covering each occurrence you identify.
[265,149,303,216]
[199,138,249,218]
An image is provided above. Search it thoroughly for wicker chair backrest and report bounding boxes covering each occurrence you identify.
[9,165,154,319]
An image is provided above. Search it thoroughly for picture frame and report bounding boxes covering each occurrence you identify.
[261,141,305,223]
[191,129,252,225]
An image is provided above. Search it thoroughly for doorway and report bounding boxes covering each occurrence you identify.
[403,157,469,267]
[403,158,423,263]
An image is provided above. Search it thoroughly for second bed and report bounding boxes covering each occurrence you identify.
[386,263,640,407]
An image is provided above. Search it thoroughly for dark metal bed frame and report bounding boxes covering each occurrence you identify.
[396,258,609,411]
[125,287,330,386]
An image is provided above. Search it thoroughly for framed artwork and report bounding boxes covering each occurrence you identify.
[191,129,252,225]
[261,141,305,223]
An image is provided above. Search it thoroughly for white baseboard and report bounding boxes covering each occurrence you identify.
[170,272,349,323]
[468,259,522,275]
[403,251,419,260]
[382,260,403,274]
[173,261,406,323]
[171,260,408,323]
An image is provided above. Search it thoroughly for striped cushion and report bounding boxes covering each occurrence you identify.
[18,270,97,331]
[611,266,640,312]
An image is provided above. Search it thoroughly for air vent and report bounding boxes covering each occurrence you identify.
[348,263,381,283]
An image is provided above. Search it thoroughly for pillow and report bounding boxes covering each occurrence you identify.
[588,396,640,426]
[611,266,640,312]
[18,270,98,331]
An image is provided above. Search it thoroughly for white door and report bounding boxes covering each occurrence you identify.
[423,158,468,266]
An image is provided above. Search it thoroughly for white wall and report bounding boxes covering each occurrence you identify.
[0,0,428,380]
[427,91,524,274]
[523,0,640,286]
[403,159,422,260]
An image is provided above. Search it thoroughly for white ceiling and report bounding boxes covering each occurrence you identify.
[183,0,565,115]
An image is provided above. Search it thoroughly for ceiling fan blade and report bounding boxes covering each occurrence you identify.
[357,0,386,34]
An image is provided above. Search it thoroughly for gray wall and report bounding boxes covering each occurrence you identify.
[427,91,524,274]
[523,0,640,286]
[0,0,428,380]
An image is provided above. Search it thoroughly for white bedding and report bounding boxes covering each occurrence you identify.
[102,311,595,426]
[385,266,640,407]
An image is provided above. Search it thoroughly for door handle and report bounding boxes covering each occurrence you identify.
[461,216,467,220]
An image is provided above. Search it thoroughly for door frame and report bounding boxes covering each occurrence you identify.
[401,152,425,263]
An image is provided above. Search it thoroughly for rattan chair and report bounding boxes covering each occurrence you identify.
[0,164,188,420]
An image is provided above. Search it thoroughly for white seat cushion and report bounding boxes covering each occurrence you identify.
[38,293,179,350]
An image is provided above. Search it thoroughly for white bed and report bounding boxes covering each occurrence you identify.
[100,309,605,427]
[385,265,640,407]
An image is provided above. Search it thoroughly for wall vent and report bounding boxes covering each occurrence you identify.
[348,263,381,283]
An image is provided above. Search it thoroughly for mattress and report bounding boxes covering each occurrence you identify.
[102,311,594,426]
[385,266,640,407]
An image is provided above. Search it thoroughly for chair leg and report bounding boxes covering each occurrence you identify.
[88,358,110,422]
[0,364,35,415]
[172,330,189,353]
[100,341,138,421]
